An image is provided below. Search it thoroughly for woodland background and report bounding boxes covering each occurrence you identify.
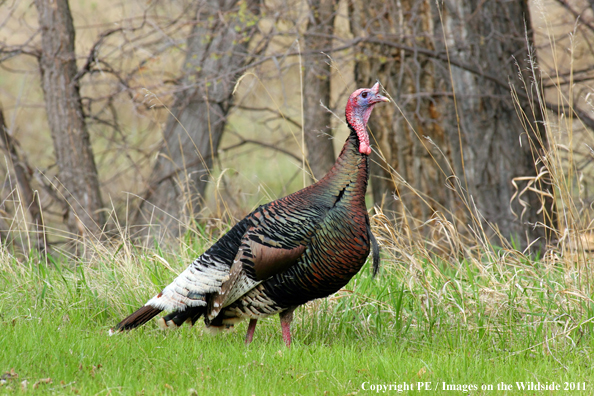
[2,0,594,392]
[0,0,593,256]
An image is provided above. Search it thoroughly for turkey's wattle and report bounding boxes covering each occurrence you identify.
[112,82,389,346]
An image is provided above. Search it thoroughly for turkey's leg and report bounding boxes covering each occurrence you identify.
[279,307,296,347]
[245,319,258,345]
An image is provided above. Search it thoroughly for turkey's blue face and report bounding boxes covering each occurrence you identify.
[345,82,390,155]
[351,83,390,109]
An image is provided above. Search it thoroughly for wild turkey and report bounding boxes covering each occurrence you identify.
[112,82,389,346]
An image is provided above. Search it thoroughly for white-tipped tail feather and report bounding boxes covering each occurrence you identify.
[146,256,229,311]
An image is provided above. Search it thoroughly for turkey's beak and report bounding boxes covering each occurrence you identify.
[375,95,390,103]
[370,82,390,103]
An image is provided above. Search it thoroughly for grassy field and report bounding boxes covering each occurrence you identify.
[1,230,593,395]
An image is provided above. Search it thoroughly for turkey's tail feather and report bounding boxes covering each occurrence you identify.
[113,305,162,332]
[367,222,381,277]
[112,305,207,335]
[157,307,205,329]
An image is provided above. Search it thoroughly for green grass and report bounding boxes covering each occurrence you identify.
[1,239,593,395]
[2,319,592,395]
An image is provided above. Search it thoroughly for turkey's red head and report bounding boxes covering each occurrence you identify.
[345,82,390,155]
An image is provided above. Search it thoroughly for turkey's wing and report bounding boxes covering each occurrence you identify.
[207,232,305,320]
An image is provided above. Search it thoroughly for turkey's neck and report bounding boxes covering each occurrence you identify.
[315,125,369,207]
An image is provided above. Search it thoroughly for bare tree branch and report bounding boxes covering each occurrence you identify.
[0,106,47,251]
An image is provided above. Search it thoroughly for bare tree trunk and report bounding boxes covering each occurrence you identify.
[302,0,337,180]
[349,0,552,247]
[135,0,261,235]
[435,0,552,245]
[35,0,104,237]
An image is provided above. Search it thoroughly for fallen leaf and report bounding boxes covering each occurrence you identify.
[33,378,52,389]
[0,368,18,381]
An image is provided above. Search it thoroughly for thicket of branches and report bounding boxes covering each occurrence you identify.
[1,0,593,257]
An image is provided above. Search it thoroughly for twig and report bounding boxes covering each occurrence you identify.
[553,0,594,34]
[234,105,302,129]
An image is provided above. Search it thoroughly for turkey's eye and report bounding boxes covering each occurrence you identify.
[361,92,368,99]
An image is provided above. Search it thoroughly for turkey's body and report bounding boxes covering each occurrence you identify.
[113,83,388,346]
[212,132,371,324]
